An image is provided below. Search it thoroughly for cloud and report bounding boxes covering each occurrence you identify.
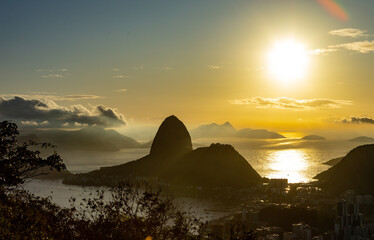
[310,48,338,55]
[230,97,352,109]
[134,65,144,70]
[21,120,39,126]
[208,65,220,70]
[329,28,369,38]
[0,97,125,127]
[59,95,103,101]
[342,116,374,124]
[0,94,103,102]
[112,68,120,71]
[113,89,127,93]
[38,68,69,79]
[42,74,64,79]
[37,69,53,72]
[112,75,128,78]
[333,40,374,53]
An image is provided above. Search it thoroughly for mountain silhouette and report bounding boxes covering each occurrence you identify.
[314,144,374,194]
[64,116,262,188]
[349,136,374,143]
[301,135,326,140]
[150,115,192,157]
[19,126,141,152]
[163,143,262,187]
[190,122,236,138]
[190,122,284,139]
[237,129,285,139]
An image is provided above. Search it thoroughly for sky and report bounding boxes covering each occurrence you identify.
[1,0,374,137]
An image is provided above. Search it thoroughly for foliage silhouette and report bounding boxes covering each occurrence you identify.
[0,121,65,189]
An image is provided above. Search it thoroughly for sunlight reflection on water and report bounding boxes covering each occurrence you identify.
[265,149,309,183]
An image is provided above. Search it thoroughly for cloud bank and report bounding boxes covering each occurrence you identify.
[230,97,352,109]
[0,97,125,127]
[342,116,374,124]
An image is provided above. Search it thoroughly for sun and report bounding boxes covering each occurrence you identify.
[267,38,310,83]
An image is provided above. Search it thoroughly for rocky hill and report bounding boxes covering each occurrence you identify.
[164,143,262,187]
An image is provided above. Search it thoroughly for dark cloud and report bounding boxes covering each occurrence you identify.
[97,105,124,122]
[342,116,374,124]
[0,97,125,127]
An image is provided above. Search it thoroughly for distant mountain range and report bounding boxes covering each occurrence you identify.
[315,144,374,194]
[64,115,263,188]
[190,122,285,139]
[301,135,326,140]
[19,126,145,152]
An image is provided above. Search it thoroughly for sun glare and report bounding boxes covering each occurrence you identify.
[267,39,309,83]
[267,149,309,183]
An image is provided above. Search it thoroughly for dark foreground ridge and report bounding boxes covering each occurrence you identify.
[64,115,263,188]
[314,144,374,194]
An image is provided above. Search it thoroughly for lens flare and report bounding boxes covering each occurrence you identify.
[317,0,348,21]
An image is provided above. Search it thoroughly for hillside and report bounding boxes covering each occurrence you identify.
[314,144,374,194]
[323,157,343,166]
[164,143,262,187]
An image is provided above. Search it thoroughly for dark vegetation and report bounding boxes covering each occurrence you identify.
[259,205,334,234]
[0,121,65,188]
